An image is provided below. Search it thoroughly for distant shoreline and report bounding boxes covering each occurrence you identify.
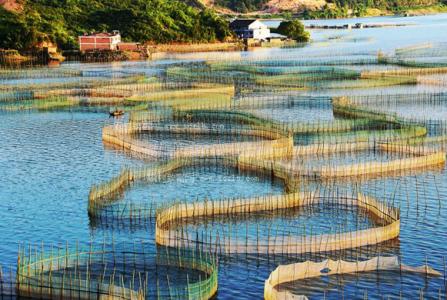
[225,4,447,20]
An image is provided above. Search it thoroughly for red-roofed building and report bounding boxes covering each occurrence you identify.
[79,31,121,51]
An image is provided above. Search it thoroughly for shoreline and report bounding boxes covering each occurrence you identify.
[147,42,244,60]
[2,40,293,65]
[2,9,446,65]
[147,42,244,54]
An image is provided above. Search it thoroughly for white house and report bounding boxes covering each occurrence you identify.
[230,19,271,41]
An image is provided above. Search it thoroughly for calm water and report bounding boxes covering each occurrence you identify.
[0,112,142,266]
[176,203,378,243]
[2,13,447,299]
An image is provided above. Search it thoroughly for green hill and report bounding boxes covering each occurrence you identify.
[2,0,446,51]
[0,0,231,51]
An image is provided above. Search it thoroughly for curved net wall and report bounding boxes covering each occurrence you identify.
[16,243,217,300]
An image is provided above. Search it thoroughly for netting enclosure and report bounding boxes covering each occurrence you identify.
[155,191,400,255]
[88,157,292,224]
[15,243,218,300]
[264,256,441,300]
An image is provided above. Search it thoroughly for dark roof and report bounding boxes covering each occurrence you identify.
[229,19,257,30]
[81,32,120,37]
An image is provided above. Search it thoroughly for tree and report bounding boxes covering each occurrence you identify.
[0,7,46,50]
[197,9,232,42]
[275,20,310,42]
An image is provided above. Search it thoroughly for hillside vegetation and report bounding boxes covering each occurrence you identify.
[308,0,445,17]
[2,0,447,52]
[208,0,445,14]
[274,20,310,42]
[0,0,231,51]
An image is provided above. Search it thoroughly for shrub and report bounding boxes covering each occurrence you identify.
[275,20,310,42]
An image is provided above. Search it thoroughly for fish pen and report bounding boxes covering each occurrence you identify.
[164,54,447,92]
[340,93,447,136]
[264,256,442,300]
[106,100,436,162]
[269,143,446,179]
[11,243,218,300]
[102,113,446,179]
[0,75,147,92]
[154,187,400,255]
[102,125,292,160]
[0,73,237,113]
[88,138,445,227]
[88,157,291,226]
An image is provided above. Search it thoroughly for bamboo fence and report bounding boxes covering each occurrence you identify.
[264,256,441,300]
[155,191,400,255]
[15,243,218,300]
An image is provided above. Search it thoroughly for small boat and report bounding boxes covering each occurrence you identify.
[109,109,124,117]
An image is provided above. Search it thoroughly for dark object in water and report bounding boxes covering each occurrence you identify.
[109,110,124,117]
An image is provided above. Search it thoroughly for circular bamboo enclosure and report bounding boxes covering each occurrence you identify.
[155,190,400,255]
[333,94,447,129]
[87,157,293,225]
[102,101,436,165]
[338,92,447,137]
[102,121,293,160]
[16,243,218,300]
[89,140,443,229]
[266,143,446,179]
[264,256,441,300]
[0,69,237,113]
[164,58,436,91]
[128,107,407,140]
